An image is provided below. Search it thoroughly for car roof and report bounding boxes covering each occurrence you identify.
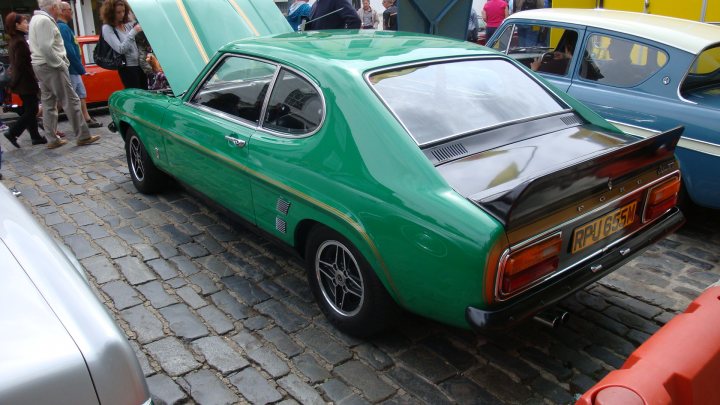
[507,8,720,54]
[221,31,499,77]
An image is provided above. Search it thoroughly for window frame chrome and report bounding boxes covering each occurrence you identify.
[184,53,326,139]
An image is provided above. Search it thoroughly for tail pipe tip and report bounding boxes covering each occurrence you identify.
[533,309,569,328]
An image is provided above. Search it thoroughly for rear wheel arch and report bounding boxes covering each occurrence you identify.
[302,222,400,337]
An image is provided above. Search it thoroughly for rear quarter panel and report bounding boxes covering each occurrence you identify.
[246,65,507,328]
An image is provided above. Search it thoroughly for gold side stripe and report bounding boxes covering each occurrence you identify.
[227,0,260,37]
[175,0,209,63]
[113,110,399,295]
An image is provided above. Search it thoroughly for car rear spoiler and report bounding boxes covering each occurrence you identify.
[472,126,684,229]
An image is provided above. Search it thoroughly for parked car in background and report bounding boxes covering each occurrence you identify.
[0,184,150,405]
[3,35,123,109]
[487,9,720,209]
[110,0,684,336]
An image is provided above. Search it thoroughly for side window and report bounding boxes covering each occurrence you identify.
[580,35,668,87]
[262,69,323,135]
[191,56,277,123]
[502,25,578,76]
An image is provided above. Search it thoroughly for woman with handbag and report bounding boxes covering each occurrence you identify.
[99,0,146,89]
[3,12,47,148]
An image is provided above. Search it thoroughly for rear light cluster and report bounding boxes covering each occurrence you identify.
[643,175,681,222]
[499,233,562,297]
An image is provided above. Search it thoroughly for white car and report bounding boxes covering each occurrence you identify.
[0,184,150,405]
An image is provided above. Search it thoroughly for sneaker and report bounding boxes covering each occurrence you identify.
[86,119,103,128]
[47,139,68,149]
[76,135,101,146]
[4,132,20,148]
[56,130,66,138]
[32,138,48,145]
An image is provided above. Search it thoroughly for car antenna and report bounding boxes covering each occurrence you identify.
[298,8,343,32]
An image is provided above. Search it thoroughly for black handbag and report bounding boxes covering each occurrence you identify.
[93,28,126,70]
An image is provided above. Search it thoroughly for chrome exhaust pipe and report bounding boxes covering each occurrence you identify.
[533,309,569,328]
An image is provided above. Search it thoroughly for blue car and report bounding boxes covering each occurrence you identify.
[488,9,720,209]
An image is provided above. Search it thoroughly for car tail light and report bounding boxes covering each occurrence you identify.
[644,176,681,222]
[500,233,562,296]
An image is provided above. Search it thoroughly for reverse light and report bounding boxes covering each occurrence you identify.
[500,233,562,297]
[644,176,681,222]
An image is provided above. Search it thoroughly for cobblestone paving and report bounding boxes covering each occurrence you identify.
[2,116,719,405]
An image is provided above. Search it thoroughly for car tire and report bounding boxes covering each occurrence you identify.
[305,225,399,337]
[125,128,166,194]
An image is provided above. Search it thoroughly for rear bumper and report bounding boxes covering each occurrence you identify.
[466,208,685,330]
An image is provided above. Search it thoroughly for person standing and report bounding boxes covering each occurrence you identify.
[29,0,100,148]
[382,0,398,31]
[4,13,47,148]
[482,0,509,39]
[100,0,146,89]
[57,2,102,128]
[287,0,312,31]
[306,0,361,30]
[357,0,378,30]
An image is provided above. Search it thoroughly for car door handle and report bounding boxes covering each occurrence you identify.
[225,135,246,148]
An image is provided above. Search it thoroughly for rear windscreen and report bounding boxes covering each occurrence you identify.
[368,58,567,146]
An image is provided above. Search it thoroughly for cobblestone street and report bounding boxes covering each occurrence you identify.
[2,115,719,405]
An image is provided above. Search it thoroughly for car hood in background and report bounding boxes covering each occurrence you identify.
[128,0,293,95]
[0,241,99,405]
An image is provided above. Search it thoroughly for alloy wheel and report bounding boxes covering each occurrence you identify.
[315,240,365,317]
[129,137,145,182]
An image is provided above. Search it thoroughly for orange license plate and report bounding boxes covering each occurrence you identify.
[571,201,638,253]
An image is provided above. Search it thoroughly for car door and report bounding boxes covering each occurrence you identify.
[489,21,585,92]
[248,67,325,241]
[162,55,279,223]
[565,31,672,127]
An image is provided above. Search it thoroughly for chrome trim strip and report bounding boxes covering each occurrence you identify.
[610,119,720,157]
[493,170,681,302]
[185,54,326,139]
[363,56,572,148]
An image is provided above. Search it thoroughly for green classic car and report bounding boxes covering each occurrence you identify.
[110,0,685,336]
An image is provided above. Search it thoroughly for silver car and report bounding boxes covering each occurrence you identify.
[0,184,150,405]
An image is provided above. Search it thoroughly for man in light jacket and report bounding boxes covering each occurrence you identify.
[29,0,100,148]
[357,0,378,30]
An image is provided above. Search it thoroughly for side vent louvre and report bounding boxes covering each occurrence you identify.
[560,115,583,126]
[276,198,291,215]
[275,217,287,234]
[432,143,468,162]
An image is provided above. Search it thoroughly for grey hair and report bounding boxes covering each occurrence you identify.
[37,0,59,11]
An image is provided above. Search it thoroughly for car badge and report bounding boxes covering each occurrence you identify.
[662,76,671,85]
[607,179,613,191]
